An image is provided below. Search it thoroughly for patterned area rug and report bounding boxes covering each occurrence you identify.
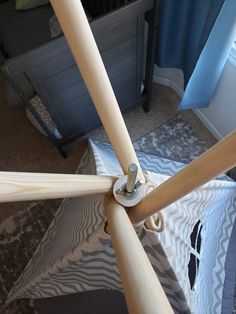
[0,200,60,314]
[133,115,209,163]
[0,115,211,313]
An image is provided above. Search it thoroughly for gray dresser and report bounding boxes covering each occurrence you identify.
[2,0,158,156]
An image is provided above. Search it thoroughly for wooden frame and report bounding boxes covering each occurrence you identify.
[1,1,236,313]
[51,0,145,182]
[129,131,236,223]
[0,172,116,202]
[104,197,173,314]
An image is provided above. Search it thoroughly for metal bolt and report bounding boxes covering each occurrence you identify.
[126,163,138,193]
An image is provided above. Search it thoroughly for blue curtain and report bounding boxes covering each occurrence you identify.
[156,0,236,109]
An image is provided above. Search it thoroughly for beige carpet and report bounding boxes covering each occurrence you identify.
[0,72,216,222]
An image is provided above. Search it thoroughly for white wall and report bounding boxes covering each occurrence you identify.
[153,65,184,98]
[194,50,236,140]
[154,49,236,140]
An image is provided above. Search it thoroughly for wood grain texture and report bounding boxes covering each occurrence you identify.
[129,131,236,223]
[104,197,173,314]
[50,0,145,182]
[0,172,116,202]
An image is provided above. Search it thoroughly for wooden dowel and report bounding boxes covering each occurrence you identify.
[50,0,145,182]
[105,197,173,314]
[0,172,116,202]
[129,131,236,224]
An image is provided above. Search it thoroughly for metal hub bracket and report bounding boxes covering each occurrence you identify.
[113,164,146,207]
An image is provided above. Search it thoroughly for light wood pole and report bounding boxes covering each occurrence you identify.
[129,131,236,224]
[50,0,145,182]
[105,197,173,314]
[0,172,116,202]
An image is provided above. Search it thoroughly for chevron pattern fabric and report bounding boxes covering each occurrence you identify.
[7,141,236,314]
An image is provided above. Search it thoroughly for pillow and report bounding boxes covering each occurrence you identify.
[15,0,49,10]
